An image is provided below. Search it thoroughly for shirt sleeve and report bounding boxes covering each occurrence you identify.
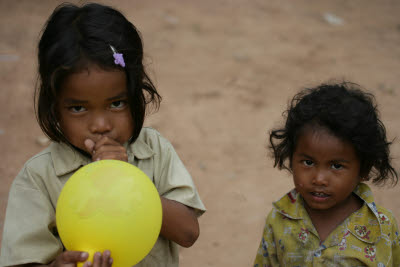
[253,211,279,267]
[0,167,63,266]
[155,139,206,216]
[392,215,400,266]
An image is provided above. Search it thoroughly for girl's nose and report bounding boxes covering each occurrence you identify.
[89,114,112,134]
[312,170,329,186]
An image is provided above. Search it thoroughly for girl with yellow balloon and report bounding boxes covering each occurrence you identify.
[0,3,205,267]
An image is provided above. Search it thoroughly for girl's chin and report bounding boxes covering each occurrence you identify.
[304,198,333,212]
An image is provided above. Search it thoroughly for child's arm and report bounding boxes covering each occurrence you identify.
[160,197,199,247]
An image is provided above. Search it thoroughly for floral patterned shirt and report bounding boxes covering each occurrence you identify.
[253,183,400,267]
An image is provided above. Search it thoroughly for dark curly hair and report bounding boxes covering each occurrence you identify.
[35,3,161,145]
[270,82,398,186]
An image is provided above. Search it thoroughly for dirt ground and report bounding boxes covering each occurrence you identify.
[1,0,400,266]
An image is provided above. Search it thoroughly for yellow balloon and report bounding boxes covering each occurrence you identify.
[56,160,162,267]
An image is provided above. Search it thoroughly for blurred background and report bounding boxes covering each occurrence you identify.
[1,0,400,266]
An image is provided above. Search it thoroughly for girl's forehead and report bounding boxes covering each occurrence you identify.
[59,65,127,98]
[66,64,124,82]
[297,122,334,138]
[297,124,339,144]
[295,125,358,158]
[69,63,120,76]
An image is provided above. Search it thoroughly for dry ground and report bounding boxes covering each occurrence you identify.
[1,0,400,266]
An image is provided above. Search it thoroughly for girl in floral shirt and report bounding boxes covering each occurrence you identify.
[254,82,399,266]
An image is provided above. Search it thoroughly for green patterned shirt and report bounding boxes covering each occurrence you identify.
[254,183,400,266]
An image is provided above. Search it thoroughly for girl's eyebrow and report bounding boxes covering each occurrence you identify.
[297,153,313,159]
[330,159,351,163]
[62,92,128,104]
[62,98,88,104]
[297,153,350,163]
[107,91,128,101]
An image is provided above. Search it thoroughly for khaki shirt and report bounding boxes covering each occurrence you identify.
[0,127,206,267]
[253,183,400,266]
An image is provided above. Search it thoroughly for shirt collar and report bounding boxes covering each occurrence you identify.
[128,138,155,160]
[50,142,91,176]
[348,183,382,243]
[272,188,303,219]
[273,183,382,243]
[50,138,155,177]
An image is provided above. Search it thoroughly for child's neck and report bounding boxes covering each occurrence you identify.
[304,193,363,242]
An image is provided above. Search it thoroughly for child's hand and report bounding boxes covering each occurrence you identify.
[51,250,113,267]
[49,251,88,267]
[84,136,128,162]
[83,251,113,267]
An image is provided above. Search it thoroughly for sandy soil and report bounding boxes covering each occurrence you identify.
[1,0,400,266]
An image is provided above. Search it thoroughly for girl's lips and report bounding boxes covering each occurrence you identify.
[311,192,330,197]
[310,191,330,202]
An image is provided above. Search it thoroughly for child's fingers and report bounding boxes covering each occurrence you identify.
[93,148,128,162]
[91,136,128,162]
[101,250,113,267]
[90,251,113,267]
[88,145,125,162]
[93,136,121,149]
[89,251,101,267]
[59,251,88,263]
[84,139,96,154]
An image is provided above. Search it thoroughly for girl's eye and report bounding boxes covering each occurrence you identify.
[332,163,343,170]
[303,160,314,167]
[68,106,86,113]
[110,100,127,109]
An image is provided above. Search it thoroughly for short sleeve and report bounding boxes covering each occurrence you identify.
[392,215,400,266]
[253,211,279,267]
[155,139,206,216]
[0,167,62,266]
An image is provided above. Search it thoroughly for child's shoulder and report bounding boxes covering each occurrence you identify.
[374,202,398,226]
[12,144,56,188]
[14,142,83,186]
[355,183,398,224]
[21,145,54,173]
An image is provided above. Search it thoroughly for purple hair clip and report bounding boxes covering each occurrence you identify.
[110,45,125,68]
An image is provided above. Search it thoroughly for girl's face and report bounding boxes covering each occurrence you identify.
[291,126,362,216]
[57,65,133,154]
